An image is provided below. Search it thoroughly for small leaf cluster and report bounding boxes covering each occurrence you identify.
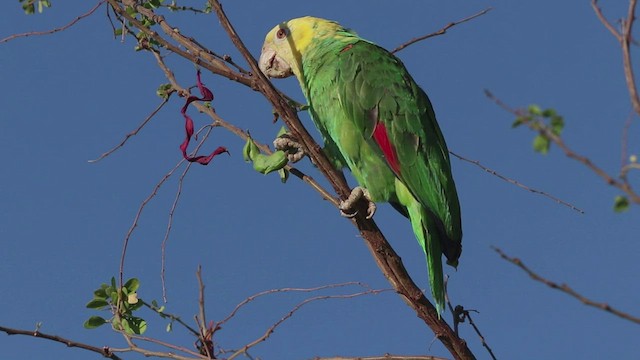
[84,277,147,335]
[166,0,212,13]
[156,83,173,99]
[19,0,51,14]
[114,1,165,50]
[512,105,565,155]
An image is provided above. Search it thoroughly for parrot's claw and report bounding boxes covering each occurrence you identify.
[273,134,305,163]
[339,186,376,219]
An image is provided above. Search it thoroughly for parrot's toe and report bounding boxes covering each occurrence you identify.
[273,134,305,163]
[339,186,377,219]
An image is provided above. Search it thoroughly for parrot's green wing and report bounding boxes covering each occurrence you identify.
[299,31,462,314]
[333,40,462,262]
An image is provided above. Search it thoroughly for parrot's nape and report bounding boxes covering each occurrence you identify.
[258,16,462,315]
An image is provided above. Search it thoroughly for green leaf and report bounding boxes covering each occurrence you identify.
[550,115,564,136]
[93,288,107,299]
[124,278,140,293]
[166,322,173,332]
[37,0,50,13]
[533,134,550,154]
[84,316,107,329]
[22,2,35,14]
[110,290,119,304]
[86,298,109,309]
[122,316,147,335]
[528,104,542,116]
[541,108,557,118]
[614,195,630,213]
[512,116,529,128]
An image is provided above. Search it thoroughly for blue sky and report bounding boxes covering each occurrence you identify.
[1,1,639,359]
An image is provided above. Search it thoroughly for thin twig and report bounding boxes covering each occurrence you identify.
[122,332,207,359]
[493,247,640,325]
[620,111,634,173]
[161,160,193,302]
[118,125,213,288]
[592,1,640,116]
[463,311,497,360]
[228,288,392,360]
[313,357,447,360]
[195,266,214,359]
[142,300,201,337]
[90,96,171,163]
[445,278,497,360]
[449,151,584,214]
[218,282,372,326]
[391,8,492,54]
[0,325,123,360]
[0,1,105,44]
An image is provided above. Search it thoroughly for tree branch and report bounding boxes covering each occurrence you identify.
[493,247,640,325]
[0,1,105,44]
[592,0,640,116]
[0,325,124,360]
[391,8,492,54]
[449,151,584,213]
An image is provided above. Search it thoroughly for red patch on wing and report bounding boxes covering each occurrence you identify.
[373,122,400,174]
[340,44,354,53]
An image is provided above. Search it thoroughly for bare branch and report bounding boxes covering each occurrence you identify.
[391,8,492,54]
[142,300,201,337]
[89,96,171,163]
[121,332,207,359]
[0,1,105,44]
[0,325,123,360]
[228,288,393,360]
[493,247,640,325]
[118,125,213,287]
[450,150,584,213]
[218,282,375,326]
[592,0,640,116]
[195,266,214,359]
[161,160,193,302]
[314,357,448,360]
[444,278,497,360]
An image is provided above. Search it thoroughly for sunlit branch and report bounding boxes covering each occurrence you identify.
[493,247,640,325]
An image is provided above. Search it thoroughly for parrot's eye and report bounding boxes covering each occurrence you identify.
[276,28,288,40]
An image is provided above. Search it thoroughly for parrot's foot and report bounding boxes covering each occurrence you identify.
[339,186,376,219]
[273,133,305,163]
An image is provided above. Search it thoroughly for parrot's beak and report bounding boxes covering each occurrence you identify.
[258,47,292,78]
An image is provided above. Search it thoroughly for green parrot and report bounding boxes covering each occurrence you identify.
[258,16,462,314]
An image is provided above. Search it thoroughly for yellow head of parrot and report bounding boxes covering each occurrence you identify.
[259,16,342,79]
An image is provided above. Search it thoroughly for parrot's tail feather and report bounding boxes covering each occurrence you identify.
[406,200,446,316]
